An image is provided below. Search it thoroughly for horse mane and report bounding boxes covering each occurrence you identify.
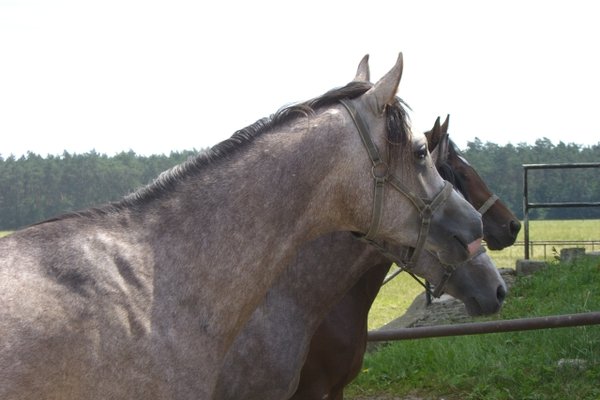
[29,80,411,225]
[437,162,470,202]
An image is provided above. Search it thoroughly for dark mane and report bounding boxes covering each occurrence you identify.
[30,80,411,225]
[437,162,469,202]
[121,81,377,206]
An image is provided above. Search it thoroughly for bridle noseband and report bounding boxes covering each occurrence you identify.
[478,193,499,215]
[339,99,454,292]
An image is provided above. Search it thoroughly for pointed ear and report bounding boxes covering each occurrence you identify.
[354,54,370,82]
[441,114,450,134]
[363,53,403,114]
[425,116,442,152]
[431,132,450,167]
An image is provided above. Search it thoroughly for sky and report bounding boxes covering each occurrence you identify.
[1,0,599,158]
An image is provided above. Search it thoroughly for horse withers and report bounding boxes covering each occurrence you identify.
[0,53,483,399]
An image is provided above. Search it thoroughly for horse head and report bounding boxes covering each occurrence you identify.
[340,53,482,266]
[426,116,521,250]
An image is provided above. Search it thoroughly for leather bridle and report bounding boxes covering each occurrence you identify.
[340,99,499,299]
[339,99,455,294]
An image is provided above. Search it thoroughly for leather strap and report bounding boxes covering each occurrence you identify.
[339,98,457,297]
[478,194,499,215]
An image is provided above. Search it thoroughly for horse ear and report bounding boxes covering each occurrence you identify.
[425,116,442,152]
[354,54,370,82]
[436,133,450,167]
[364,52,403,114]
[429,117,450,167]
[441,114,450,134]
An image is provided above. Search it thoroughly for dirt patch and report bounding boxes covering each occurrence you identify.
[378,268,516,331]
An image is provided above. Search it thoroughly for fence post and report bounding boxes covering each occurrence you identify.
[523,166,530,259]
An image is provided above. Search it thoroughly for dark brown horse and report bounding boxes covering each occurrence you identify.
[289,116,520,400]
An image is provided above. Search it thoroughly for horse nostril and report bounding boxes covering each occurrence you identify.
[509,220,521,238]
[497,284,507,303]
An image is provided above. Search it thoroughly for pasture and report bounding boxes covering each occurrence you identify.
[349,254,600,399]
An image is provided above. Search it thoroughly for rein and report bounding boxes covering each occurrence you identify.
[339,99,454,296]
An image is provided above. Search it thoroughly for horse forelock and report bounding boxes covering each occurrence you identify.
[385,97,412,147]
[383,96,413,173]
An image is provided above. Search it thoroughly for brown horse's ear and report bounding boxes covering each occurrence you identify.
[363,53,403,114]
[431,132,450,167]
[354,54,370,82]
[441,114,450,134]
[429,117,450,167]
[425,116,442,152]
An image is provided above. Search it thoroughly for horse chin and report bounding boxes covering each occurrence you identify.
[435,246,473,266]
[483,224,518,250]
[462,296,502,317]
[484,235,503,251]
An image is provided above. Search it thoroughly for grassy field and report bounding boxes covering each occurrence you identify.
[485,219,600,268]
[368,219,600,330]
[348,255,600,399]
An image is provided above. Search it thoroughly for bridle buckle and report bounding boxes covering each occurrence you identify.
[371,161,389,182]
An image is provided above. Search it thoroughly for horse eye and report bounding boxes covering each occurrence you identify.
[414,146,427,160]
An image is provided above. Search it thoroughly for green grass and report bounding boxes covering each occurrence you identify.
[367,269,425,329]
[348,255,600,399]
[0,231,12,238]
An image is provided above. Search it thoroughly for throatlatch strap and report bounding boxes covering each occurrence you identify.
[339,99,387,241]
[338,100,383,165]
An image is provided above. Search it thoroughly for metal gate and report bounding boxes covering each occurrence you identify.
[523,162,600,259]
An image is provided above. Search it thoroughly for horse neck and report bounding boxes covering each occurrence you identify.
[139,110,361,346]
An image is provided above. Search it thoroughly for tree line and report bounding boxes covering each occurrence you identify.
[0,150,197,230]
[1,138,599,230]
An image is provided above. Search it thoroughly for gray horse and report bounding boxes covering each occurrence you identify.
[0,53,482,399]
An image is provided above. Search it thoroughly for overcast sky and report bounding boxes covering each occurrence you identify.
[1,0,599,158]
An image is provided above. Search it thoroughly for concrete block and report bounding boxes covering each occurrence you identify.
[515,259,548,276]
[560,247,586,263]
